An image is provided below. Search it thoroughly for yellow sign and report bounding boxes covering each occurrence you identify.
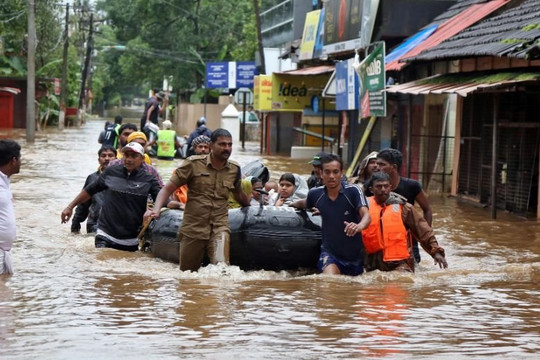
[271,73,333,111]
[299,10,321,61]
[253,75,273,111]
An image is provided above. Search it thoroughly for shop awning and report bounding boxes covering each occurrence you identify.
[385,71,540,97]
[274,65,334,76]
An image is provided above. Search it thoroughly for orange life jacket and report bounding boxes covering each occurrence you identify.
[361,197,411,262]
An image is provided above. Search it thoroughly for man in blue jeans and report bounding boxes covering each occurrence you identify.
[290,154,370,275]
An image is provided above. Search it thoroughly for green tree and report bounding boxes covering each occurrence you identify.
[94,0,258,105]
[0,1,84,126]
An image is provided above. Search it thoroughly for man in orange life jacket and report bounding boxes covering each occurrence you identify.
[362,172,447,272]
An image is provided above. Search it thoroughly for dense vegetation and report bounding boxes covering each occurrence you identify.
[0,0,264,124]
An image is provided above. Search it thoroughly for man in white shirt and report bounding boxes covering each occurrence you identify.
[0,140,21,275]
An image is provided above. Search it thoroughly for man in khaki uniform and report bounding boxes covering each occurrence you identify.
[145,128,249,271]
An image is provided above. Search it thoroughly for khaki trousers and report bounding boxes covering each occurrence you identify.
[178,227,230,272]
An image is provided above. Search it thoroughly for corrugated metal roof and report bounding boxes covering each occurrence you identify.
[385,71,540,96]
[387,0,510,71]
[408,0,540,61]
[274,65,334,75]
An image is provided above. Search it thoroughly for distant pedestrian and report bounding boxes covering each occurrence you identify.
[186,117,212,157]
[99,115,123,148]
[140,90,167,129]
[0,140,22,275]
[70,145,117,234]
[149,120,184,160]
[307,152,328,189]
[115,123,138,152]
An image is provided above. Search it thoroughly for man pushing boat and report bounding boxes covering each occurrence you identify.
[144,128,250,272]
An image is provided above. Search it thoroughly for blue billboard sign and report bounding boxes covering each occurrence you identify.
[206,61,258,89]
[335,58,359,110]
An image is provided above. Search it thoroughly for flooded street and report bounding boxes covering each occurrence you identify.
[2,118,540,359]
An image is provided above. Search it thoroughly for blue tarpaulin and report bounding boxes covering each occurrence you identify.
[385,24,438,64]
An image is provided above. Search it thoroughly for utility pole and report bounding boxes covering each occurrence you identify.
[77,12,93,127]
[253,0,266,74]
[59,4,69,130]
[26,0,36,142]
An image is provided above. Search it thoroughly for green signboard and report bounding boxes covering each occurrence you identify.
[356,42,386,118]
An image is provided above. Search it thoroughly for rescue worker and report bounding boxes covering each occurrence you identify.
[61,142,162,251]
[154,120,183,160]
[361,171,448,272]
[144,128,250,271]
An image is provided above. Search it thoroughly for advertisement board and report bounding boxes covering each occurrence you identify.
[299,10,322,61]
[271,73,334,111]
[335,58,359,111]
[356,42,386,117]
[253,75,273,111]
[323,0,363,54]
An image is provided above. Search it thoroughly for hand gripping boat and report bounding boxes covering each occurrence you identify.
[142,205,322,271]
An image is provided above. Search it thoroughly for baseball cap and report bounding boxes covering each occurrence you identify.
[156,91,167,100]
[308,152,328,166]
[122,142,145,156]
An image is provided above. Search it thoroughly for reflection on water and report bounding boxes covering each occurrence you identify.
[1,119,540,359]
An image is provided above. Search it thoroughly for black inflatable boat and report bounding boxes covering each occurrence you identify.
[143,206,322,271]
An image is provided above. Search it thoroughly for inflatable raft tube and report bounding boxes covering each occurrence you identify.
[144,206,322,271]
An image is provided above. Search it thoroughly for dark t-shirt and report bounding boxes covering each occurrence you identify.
[140,97,160,129]
[306,184,368,263]
[393,177,422,205]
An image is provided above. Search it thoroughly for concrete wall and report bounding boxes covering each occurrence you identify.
[174,96,261,141]
[175,98,228,136]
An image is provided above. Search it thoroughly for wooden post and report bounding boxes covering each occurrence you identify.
[451,96,463,196]
[406,95,412,177]
[491,94,498,220]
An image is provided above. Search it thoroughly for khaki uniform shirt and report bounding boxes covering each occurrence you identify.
[170,154,242,239]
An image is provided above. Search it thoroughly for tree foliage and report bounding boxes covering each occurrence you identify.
[94,0,258,104]
[0,0,85,125]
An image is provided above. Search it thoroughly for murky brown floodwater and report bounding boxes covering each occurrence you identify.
[1,117,540,359]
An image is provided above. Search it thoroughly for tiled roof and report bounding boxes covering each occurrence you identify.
[387,0,510,71]
[407,0,540,61]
